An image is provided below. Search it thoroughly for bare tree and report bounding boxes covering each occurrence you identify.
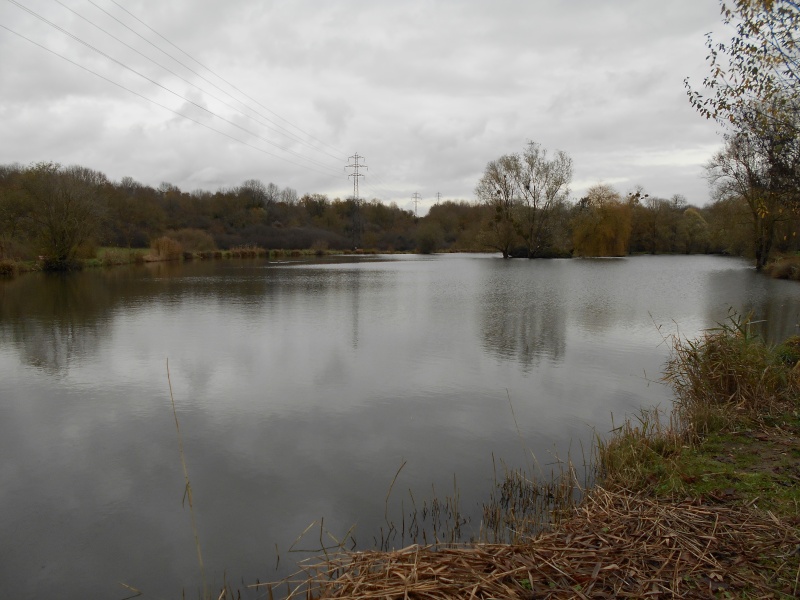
[280,186,298,205]
[514,142,572,257]
[19,163,107,268]
[475,142,573,258]
[475,156,518,258]
[706,131,791,269]
[239,179,267,208]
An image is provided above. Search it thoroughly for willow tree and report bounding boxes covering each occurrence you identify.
[571,184,632,257]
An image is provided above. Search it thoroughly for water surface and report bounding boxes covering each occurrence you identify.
[1,254,798,598]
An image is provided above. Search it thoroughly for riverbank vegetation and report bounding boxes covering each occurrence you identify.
[1,158,798,275]
[261,316,799,599]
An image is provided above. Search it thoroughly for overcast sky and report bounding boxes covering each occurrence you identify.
[1,0,730,214]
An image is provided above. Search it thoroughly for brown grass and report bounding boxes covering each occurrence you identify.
[260,487,798,599]
[765,255,800,281]
[149,236,183,261]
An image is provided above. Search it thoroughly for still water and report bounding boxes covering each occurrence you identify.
[1,254,798,598]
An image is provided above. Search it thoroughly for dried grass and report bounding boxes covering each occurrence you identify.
[261,487,798,599]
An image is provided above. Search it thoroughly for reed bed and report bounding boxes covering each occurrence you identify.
[262,486,798,599]
[229,245,267,258]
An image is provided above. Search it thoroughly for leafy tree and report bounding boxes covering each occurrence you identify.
[687,0,800,242]
[685,0,799,130]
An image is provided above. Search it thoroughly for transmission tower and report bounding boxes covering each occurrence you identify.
[345,153,368,248]
[436,192,441,204]
[345,153,367,204]
[412,192,421,216]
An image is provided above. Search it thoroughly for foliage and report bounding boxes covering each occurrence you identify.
[0,258,18,277]
[685,0,800,130]
[765,254,800,279]
[687,1,800,268]
[0,157,798,264]
[415,221,444,254]
[571,185,632,257]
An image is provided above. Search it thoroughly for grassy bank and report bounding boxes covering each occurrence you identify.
[0,246,389,277]
[267,316,800,599]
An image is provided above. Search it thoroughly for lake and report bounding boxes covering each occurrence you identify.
[1,254,798,598]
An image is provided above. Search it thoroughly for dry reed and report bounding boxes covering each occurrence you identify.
[261,486,798,599]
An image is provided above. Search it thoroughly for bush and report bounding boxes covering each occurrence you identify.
[764,256,800,280]
[663,314,798,437]
[41,257,82,271]
[150,236,183,261]
[166,228,217,253]
[311,239,329,256]
[415,222,444,254]
[100,248,142,266]
[0,259,19,277]
[775,335,800,366]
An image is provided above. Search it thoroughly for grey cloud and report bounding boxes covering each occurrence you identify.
[0,0,727,208]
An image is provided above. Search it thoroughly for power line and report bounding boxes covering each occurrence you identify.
[6,1,343,176]
[52,0,345,165]
[99,0,347,158]
[0,23,342,179]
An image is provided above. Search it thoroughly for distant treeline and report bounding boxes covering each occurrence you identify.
[0,161,798,270]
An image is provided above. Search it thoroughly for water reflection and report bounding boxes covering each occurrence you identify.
[479,261,567,369]
[0,272,114,373]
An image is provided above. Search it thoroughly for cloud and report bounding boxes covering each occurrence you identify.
[0,0,727,211]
